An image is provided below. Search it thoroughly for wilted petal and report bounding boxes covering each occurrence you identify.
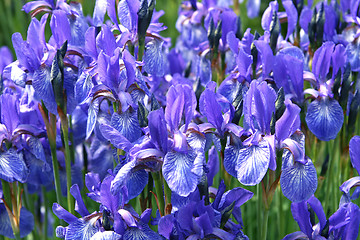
[281,157,317,202]
[163,150,204,197]
[236,139,271,185]
[305,97,344,141]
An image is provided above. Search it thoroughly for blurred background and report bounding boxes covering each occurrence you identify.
[0,0,274,53]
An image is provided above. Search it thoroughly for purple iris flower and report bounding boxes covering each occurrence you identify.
[304,42,346,141]
[284,194,360,239]
[158,180,253,239]
[0,204,34,239]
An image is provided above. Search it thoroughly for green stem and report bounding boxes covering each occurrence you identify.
[324,140,334,213]
[257,184,262,240]
[262,208,269,240]
[138,38,145,62]
[60,114,74,215]
[164,180,172,214]
[152,172,165,216]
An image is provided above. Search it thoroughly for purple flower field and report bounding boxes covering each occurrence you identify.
[0,0,360,239]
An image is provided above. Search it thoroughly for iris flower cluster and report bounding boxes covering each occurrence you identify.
[0,0,360,239]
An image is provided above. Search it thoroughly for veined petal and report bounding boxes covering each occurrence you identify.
[90,231,121,240]
[86,99,99,139]
[163,150,204,197]
[65,215,100,240]
[32,66,57,115]
[0,149,28,183]
[111,110,142,143]
[123,223,162,240]
[93,0,107,26]
[99,123,133,152]
[27,136,46,163]
[236,139,271,185]
[75,72,93,105]
[127,170,148,200]
[52,203,78,224]
[305,98,344,141]
[144,40,166,77]
[350,136,360,174]
[224,140,241,178]
[280,157,317,202]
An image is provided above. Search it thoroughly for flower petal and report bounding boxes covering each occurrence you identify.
[65,216,100,240]
[111,110,142,143]
[0,149,28,183]
[163,150,204,197]
[144,39,166,77]
[90,231,121,240]
[281,157,317,202]
[350,136,360,174]
[236,139,271,185]
[305,98,344,141]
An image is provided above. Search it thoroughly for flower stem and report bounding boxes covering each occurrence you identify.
[41,187,48,240]
[152,171,165,216]
[38,104,63,206]
[262,207,269,240]
[59,110,74,215]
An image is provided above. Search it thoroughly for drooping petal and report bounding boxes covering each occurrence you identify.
[224,138,242,178]
[99,123,133,152]
[163,150,204,197]
[346,41,360,72]
[0,149,28,183]
[281,157,317,202]
[27,136,46,163]
[123,223,162,240]
[207,146,219,187]
[127,170,148,200]
[90,231,121,240]
[236,139,271,185]
[350,136,360,174]
[110,110,142,143]
[52,203,78,224]
[65,215,100,240]
[305,97,344,141]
